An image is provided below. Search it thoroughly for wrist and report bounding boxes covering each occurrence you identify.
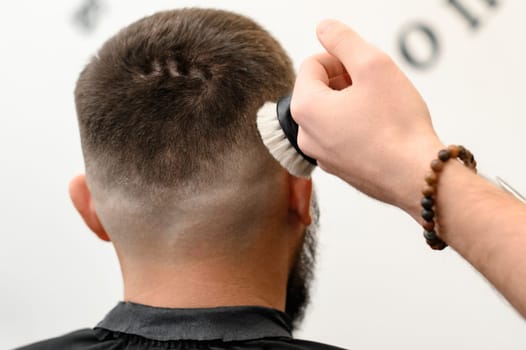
[433,160,494,243]
[397,140,446,220]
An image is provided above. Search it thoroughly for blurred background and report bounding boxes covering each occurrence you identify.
[1,0,525,349]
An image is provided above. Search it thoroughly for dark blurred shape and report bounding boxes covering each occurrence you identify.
[447,0,499,30]
[73,0,103,33]
[398,22,440,71]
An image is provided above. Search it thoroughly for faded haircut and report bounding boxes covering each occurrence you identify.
[75,8,294,197]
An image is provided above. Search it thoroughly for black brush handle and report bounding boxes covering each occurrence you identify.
[276,96,318,166]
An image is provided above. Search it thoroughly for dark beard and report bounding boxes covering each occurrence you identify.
[284,195,319,331]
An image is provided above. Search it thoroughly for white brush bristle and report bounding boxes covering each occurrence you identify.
[256,102,315,178]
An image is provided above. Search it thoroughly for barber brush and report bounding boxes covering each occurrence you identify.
[256,96,317,178]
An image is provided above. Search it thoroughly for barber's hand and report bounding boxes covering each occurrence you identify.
[292,19,444,217]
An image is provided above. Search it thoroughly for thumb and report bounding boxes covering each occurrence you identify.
[316,19,372,73]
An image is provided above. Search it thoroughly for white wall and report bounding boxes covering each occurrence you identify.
[1,0,525,349]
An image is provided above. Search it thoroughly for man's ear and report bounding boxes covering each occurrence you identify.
[288,174,313,226]
[69,175,111,242]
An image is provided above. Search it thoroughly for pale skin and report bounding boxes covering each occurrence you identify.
[291,19,526,317]
[68,172,313,312]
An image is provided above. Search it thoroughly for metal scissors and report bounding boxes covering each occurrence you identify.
[495,176,526,204]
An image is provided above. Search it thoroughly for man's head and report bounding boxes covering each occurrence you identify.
[70,8,317,328]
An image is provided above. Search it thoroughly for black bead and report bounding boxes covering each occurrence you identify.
[423,230,438,241]
[438,149,451,161]
[421,196,434,210]
[424,230,447,250]
[421,209,435,221]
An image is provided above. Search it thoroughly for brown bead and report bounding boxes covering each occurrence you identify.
[438,149,451,161]
[429,240,448,250]
[430,159,444,172]
[458,145,466,159]
[422,220,435,231]
[422,186,435,197]
[447,145,460,158]
[460,151,472,163]
[425,172,438,186]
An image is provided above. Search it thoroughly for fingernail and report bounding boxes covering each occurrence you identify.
[317,19,335,35]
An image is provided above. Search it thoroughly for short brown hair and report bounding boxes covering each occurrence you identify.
[75,8,294,191]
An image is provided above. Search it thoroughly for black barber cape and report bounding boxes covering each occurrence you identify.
[16,302,347,350]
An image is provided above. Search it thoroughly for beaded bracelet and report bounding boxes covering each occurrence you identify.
[421,145,477,250]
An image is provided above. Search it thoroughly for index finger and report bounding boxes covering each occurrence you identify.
[292,53,344,125]
[295,53,348,94]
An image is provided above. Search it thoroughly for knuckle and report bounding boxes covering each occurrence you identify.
[297,130,314,155]
[301,54,319,68]
[373,51,394,67]
[290,95,308,122]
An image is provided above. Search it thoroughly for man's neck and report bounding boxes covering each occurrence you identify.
[118,250,291,311]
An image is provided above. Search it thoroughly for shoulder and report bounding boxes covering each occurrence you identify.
[291,339,348,350]
[244,338,349,350]
[14,328,106,350]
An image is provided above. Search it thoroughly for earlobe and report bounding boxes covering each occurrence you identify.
[69,175,111,242]
[288,175,313,226]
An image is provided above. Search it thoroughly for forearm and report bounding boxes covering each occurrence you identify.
[432,161,526,316]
